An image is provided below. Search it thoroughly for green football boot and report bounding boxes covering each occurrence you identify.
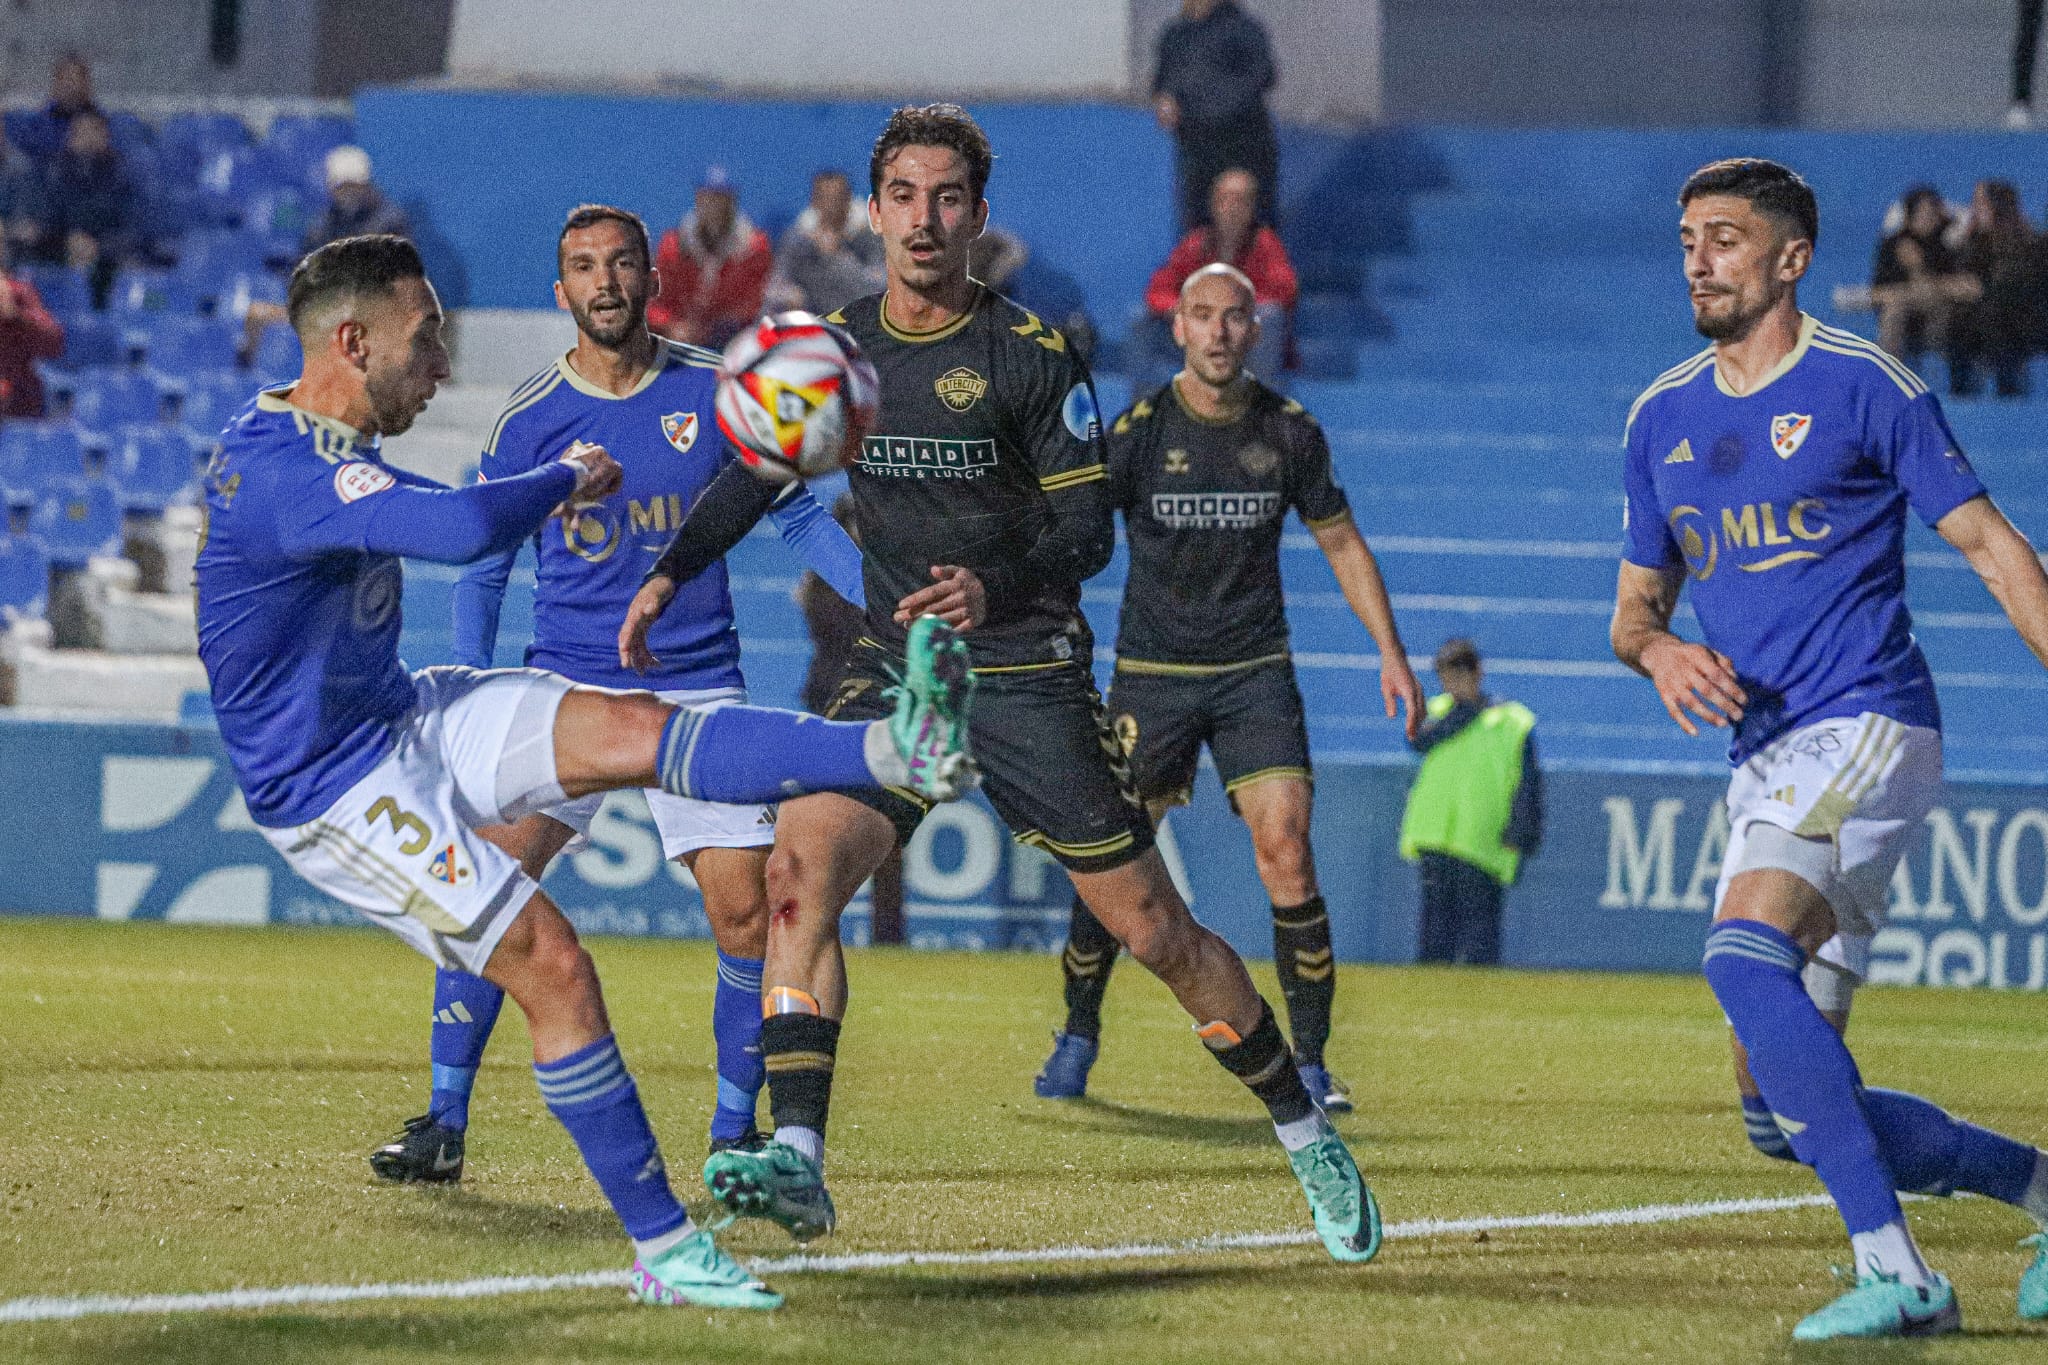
[703,1140,837,1244]
[889,614,978,801]
[1791,1270,1959,1341]
[2019,1232,2048,1320]
[1287,1125,1382,1263]
[629,1226,782,1310]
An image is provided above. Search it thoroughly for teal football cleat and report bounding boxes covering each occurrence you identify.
[630,1227,782,1310]
[1791,1270,1959,1341]
[704,1140,837,1243]
[888,615,978,801]
[1287,1125,1381,1263]
[2019,1232,2048,1320]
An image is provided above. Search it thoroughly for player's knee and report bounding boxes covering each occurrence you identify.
[1250,830,1314,900]
[762,848,832,939]
[1121,900,1203,980]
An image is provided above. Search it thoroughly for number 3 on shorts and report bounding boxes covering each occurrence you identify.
[367,796,432,856]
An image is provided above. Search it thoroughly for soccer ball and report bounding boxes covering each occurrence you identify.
[715,313,880,484]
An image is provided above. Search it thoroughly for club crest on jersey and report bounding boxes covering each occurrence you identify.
[428,844,472,886]
[1771,413,1812,459]
[934,366,988,412]
[1238,442,1280,477]
[661,411,699,453]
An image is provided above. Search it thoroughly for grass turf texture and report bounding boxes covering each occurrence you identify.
[1,918,2044,1363]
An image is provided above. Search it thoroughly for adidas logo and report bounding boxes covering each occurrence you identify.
[434,1001,475,1026]
[1665,439,1695,464]
[1772,1112,1808,1136]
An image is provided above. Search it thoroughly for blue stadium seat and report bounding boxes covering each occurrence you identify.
[14,264,90,319]
[263,115,354,186]
[157,112,252,178]
[0,422,87,508]
[28,477,123,570]
[175,227,272,280]
[252,323,302,384]
[105,267,178,316]
[53,313,124,370]
[0,531,50,624]
[73,369,170,430]
[3,108,60,162]
[236,186,313,260]
[189,266,285,322]
[111,426,202,514]
[176,371,255,434]
[124,315,243,373]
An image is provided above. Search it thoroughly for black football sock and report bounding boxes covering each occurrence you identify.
[1272,895,1334,1067]
[761,1011,840,1160]
[1201,1000,1316,1126]
[1059,894,1120,1042]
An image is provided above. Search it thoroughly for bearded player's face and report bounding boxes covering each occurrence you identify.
[869,145,986,292]
[556,220,652,348]
[1680,194,1807,343]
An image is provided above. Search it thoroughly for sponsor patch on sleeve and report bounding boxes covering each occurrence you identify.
[1062,383,1101,442]
[334,462,396,503]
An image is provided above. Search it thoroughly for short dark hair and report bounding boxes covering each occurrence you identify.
[1679,158,1819,247]
[870,103,993,202]
[557,203,650,274]
[287,234,426,333]
[1435,638,1481,674]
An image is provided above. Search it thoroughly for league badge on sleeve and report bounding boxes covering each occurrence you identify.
[1770,413,1812,460]
[661,411,699,454]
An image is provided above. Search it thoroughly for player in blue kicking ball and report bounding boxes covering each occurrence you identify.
[1613,158,2048,1341]
[198,233,976,1310]
[367,206,866,1186]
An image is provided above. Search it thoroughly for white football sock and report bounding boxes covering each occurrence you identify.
[1851,1220,1936,1289]
[775,1124,825,1169]
[864,721,909,787]
[633,1216,696,1262]
[1274,1111,1328,1152]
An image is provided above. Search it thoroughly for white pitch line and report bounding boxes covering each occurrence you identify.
[0,1193,1836,1325]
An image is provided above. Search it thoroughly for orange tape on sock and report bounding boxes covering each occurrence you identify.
[1195,1019,1242,1049]
[765,986,821,1017]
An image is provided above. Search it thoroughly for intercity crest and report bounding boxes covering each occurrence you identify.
[1238,442,1280,477]
[661,411,699,453]
[934,366,988,413]
[1770,412,1812,460]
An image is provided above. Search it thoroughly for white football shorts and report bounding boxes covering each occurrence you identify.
[1714,711,1942,1010]
[538,685,777,859]
[259,666,577,974]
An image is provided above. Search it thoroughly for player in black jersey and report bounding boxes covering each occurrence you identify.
[624,105,1382,1263]
[1035,264,1423,1114]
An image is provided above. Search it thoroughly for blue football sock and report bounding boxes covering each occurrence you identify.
[534,1033,689,1245]
[1741,1093,1798,1161]
[710,950,766,1142]
[658,704,877,805]
[1702,920,1902,1237]
[1862,1086,2041,1202]
[428,967,505,1130]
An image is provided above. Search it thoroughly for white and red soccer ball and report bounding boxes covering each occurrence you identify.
[715,312,880,484]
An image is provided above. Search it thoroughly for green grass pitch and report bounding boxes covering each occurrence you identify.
[1,918,2044,1363]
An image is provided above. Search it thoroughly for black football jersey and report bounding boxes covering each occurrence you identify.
[828,285,1106,669]
[1109,378,1349,667]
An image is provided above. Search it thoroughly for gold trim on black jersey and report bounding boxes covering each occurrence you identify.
[878,287,981,345]
[1115,651,1291,678]
[1303,508,1354,531]
[1038,464,1106,492]
[1168,374,1257,428]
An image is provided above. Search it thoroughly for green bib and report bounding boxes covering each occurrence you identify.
[1399,694,1536,885]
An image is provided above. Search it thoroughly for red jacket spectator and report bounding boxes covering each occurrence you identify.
[647,169,773,350]
[0,267,65,419]
[1145,223,1298,315]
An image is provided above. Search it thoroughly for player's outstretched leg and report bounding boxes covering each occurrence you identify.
[1074,851,1381,1263]
[1702,912,1957,1340]
[1035,894,1116,1099]
[1236,777,1348,1113]
[485,891,780,1310]
[369,966,504,1183]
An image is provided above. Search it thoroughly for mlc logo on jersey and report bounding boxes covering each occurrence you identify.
[1669,498,1831,581]
[935,367,987,412]
[1771,413,1812,459]
[661,411,699,453]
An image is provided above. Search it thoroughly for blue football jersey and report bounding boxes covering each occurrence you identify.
[1622,315,1986,762]
[460,341,753,690]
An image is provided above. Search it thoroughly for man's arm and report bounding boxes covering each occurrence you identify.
[451,543,518,668]
[1936,494,2048,668]
[767,483,864,608]
[896,478,1114,631]
[283,449,615,565]
[622,457,782,672]
[1611,559,1745,736]
[1504,733,1544,858]
[1313,514,1422,738]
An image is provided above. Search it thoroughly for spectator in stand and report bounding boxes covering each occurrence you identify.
[302,146,412,252]
[1870,186,1979,374]
[1141,167,1295,380]
[648,167,772,350]
[766,169,882,317]
[1399,639,1543,968]
[969,221,1098,363]
[2012,0,2044,128]
[1951,179,2040,399]
[0,141,47,259]
[1153,0,1279,232]
[10,53,103,165]
[0,236,66,420]
[37,110,139,307]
